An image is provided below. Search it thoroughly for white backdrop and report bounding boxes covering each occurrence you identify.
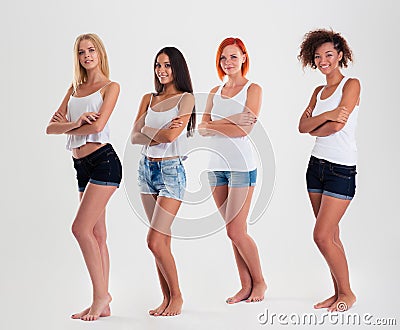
[1,0,399,329]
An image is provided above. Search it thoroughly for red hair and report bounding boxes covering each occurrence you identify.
[216,37,249,80]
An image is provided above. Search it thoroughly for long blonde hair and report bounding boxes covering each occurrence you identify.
[72,33,109,92]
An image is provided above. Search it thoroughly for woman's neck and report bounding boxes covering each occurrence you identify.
[325,69,344,87]
[225,74,247,87]
[85,68,108,85]
[160,83,179,95]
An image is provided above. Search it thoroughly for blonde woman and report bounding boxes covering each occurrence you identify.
[46,33,121,321]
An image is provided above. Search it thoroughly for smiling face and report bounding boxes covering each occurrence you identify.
[155,53,174,85]
[314,42,343,75]
[78,39,99,71]
[219,44,246,77]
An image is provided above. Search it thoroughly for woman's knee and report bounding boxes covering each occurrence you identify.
[147,235,165,258]
[71,221,85,239]
[313,229,333,249]
[93,227,107,246]
[71,220,93,240]
[226,227,246,245]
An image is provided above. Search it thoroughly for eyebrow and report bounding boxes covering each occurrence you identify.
[315,50,334,54]
[78,47,95,51]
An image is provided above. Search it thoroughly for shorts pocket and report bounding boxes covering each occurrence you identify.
[331,166,356,179]
[161,165,178,177]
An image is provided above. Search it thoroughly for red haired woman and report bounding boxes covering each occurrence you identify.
[200,37,267,304]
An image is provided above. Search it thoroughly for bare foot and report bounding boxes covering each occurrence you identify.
[328,293,356,312]
[246,281,267,303]
[161,296,183,316]
[71,305,111,319]
[314,295,337,309]
[226,287,251,304]
[81,294,112,321]
[149,297,169,316]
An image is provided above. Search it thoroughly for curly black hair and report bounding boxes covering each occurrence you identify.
[298,29,353,69]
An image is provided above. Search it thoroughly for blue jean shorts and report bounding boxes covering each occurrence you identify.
[72,144,122,192]
[138,156,186,201]
[306,156,357,200]
[208,169,257,188]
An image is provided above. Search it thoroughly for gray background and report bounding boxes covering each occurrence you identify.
[1,0,399,329]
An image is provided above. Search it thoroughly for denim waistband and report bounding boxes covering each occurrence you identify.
[310,156,356,169]
[72,144,113,163]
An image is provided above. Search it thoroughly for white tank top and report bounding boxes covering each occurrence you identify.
[208,81,257,171]
[311,77,359,165]
[143,93,188,158]
[66,82,112,150]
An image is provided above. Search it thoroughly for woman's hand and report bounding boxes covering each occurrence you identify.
[325,106,349,123]
[198,122,215,136]
[168,117,184,129]
[228,111,257,125]
[51,111,68,123]
[76,112,100,127]
[304,107,313,118]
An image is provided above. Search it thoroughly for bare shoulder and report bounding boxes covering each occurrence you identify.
[182,92,194,102]
[248,82,262,93]
[210,85,219,94]
[179,93,195,114]
[343,78,361,90]
[314,85,324,94]
[142,92,153,103]
[105,81,120,92]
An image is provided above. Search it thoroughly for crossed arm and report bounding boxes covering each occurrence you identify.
[45,83,120,135]
[199,84,262,138]
[130,93,195,145]
[298,78,360,137]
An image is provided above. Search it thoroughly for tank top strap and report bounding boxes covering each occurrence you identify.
[149,93,154,107]
[177,92,187,104]
[339,76,350,91]
[242,80,252,96]
[99,81,113,92]
[244,80,252,90]
[215,85,223,95]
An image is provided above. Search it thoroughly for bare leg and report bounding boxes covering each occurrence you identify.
[71,183,116,321]
[312,194,356,312]
[211,186,253,303]
[212,186,266,303]
[141,194,171,316]
[308,193,339,309]
[146,196,183,316]
[72,198,111,319]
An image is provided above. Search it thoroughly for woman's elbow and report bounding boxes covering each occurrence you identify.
[93,123,105,134]
[46,124,57,135]
[298,123,308,134]
[331,122,344,133]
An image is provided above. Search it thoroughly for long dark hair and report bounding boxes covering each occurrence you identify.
[153,47,196,137]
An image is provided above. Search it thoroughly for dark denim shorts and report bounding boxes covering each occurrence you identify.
[138,156,186,201]
[306,156,357,200]
[72,144,122,192]
[208,169,257,188]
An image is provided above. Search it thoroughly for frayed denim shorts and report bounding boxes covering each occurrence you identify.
[306,156,357,200]
[208,169,257,188]
[138,156,186,201]
[72,144,122,192]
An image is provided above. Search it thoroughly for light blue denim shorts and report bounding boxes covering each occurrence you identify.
[208,169,257,188]
[138,156,186,201]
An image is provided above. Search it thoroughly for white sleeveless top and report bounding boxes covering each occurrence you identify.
[66,82,112,150]
[142,93,188,158]
[208,81,257,171]
[311,77,359,165]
